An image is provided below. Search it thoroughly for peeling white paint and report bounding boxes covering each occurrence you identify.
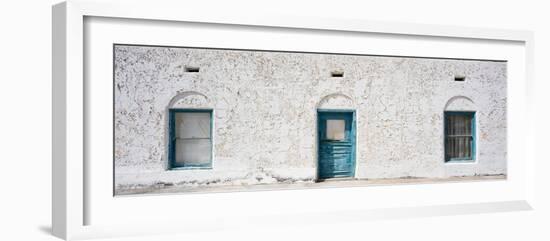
[114,45,507,194]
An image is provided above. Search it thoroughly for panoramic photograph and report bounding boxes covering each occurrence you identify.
[113,44,507,195]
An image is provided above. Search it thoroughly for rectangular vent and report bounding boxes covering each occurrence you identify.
[185,66,200,73]
[454,75,466,81]
[331,71,344,77]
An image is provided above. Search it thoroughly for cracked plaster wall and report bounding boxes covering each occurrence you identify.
[114,45,507,192]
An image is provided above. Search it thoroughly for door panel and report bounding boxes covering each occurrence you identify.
[318,111,356,179]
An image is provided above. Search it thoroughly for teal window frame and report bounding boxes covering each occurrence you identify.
[444,111,476,162]
[168,108,213,170]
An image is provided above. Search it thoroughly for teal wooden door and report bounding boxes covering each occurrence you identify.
[318,111,356,179]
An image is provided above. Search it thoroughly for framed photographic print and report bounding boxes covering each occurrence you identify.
[52,0,535,240]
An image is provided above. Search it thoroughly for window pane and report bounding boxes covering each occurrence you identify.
[175,112,211,139]
[175,139,211,166]
[446,136,472,159]
[326,119,345,140]
[446,115,472,136]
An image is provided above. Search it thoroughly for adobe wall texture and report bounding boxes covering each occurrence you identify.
[114,45,507,194]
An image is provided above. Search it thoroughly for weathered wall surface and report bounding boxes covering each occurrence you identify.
[114,45,507,193]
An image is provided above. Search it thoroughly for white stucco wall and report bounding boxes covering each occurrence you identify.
[114,45,507,193]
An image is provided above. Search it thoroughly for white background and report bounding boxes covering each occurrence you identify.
[0,0,548,240]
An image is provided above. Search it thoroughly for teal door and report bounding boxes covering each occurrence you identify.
[318,111,356,179]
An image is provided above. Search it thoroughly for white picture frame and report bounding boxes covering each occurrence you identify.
[52,0,535,240]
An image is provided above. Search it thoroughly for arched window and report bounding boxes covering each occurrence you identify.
[444,96,476,162]
[167,92,213,169]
